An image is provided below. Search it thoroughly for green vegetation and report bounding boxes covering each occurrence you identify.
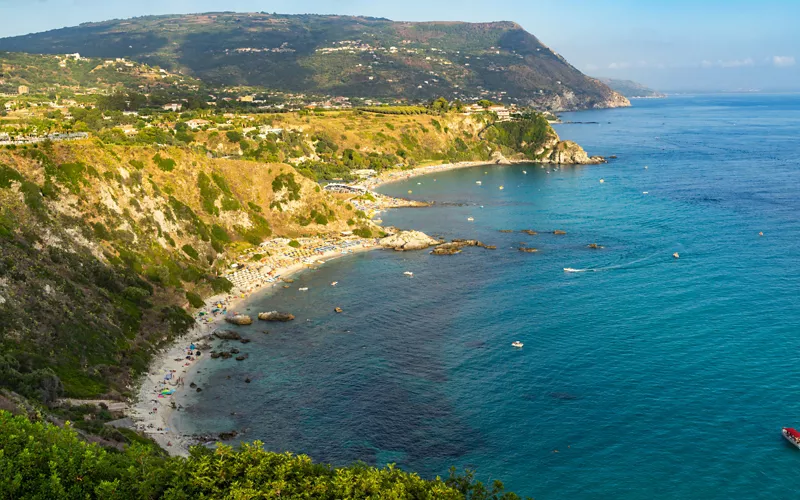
[152,153,176,172]
[272,172,302,201]
[185,290,204,308]
[484,114,553,159]
[0,411,525,499]
[288,239,301,248]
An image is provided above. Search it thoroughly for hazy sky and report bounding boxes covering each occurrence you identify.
[0,0,798,91]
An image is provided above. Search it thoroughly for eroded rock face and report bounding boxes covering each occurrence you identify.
[224,315,252,326]
[379,231,441,251]
[258,311,295,322]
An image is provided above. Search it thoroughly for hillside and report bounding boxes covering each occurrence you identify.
[598,78,665,98]
[0,51,200,95]
[0,138,368,401]
[0,12,629,111]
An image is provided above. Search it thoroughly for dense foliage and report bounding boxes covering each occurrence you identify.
[0,411,525,499]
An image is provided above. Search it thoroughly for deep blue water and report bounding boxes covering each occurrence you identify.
[180,95,800,498]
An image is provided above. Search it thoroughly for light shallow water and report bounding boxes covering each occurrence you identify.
[180,95,800,499]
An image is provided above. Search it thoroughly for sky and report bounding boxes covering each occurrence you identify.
[0,0,798,91]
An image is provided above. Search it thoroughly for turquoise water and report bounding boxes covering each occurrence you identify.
[180,95,800,498]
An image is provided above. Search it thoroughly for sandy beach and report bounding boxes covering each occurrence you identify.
[364,160,494,189]
[127,243,378,456]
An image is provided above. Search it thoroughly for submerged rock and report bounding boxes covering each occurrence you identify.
[224,315,252,326]
[258,311,295,322]
[379,230,441,251]
[235,354,248,361]
[499,229,514,233]
[519,247,538,253]
[521,229,538,235]
[553,230,567,235]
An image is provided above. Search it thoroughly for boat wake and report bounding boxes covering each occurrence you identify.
[564,246,682,274]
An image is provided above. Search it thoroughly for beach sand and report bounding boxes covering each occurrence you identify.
[128,244,377,456]
[365,160,494,189]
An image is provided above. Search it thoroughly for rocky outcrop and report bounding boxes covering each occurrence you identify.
[431,239,493,255]
[214,330,242,340]
[258,311,295,322]
[224,315,252,326]
[542,141,605,165]
[380,230,441,251]
[519,247,538,253]
[491,150,512,165]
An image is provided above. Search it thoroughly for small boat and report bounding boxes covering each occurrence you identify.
[599,178,605,183]
[643,191,649,194]
[331,281,338,286]
[499,186,504,190]
[299,287,309,291]
[467,217,474,221]
[673,252,680,259]
[783,428,800,449]
[476,181,482,185]
[403,271,414,277]
[563,268,581,273]
[523,170,527,174]
[511,341,524,348]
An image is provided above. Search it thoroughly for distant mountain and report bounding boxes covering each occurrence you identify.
[598,78,665,98]
[0,12,629,111]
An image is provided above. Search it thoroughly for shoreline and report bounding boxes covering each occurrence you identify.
[127,243,378,456]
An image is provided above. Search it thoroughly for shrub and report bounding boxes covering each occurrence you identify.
[288,240,301,248]
[210,276,233,293]
[153,154,176,172]
[181,244,199,260]
[186,291,205,308]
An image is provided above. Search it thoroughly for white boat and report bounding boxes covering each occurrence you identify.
[476,181,482,185]
[499,186,504,190]
[563,268,581,273]
[523,170,527,174]
[331,281,338,286]
[299,287,309,291]
[467,217,474,221]
[403,271,414,277]
[511,341,524,348]
[783,428,800,449]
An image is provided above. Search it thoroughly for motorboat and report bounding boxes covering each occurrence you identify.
[499,186,504,190]
[403,271,414,277]
[331,281,338,286]
[299,287,309,291]
[783,428,800,449]
[467,217,474,221]
[523,170,527,174]
[476,181,482,185]
[511,341,524,348]
[563,268,581,273]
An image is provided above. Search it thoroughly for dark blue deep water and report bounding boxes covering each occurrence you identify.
[180,95,800,498]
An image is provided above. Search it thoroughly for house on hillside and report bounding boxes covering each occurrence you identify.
[17,85,29,95]
[186,119,210,130]
[162,103,182,112]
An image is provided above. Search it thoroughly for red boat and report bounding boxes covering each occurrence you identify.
[782,428,800,449]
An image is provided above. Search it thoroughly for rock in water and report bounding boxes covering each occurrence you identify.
[379,230,441,251]
[213,330,242,340]
[553,230,567,235]
[225,315,252,326]
[258,311,295,322]
[519,247,538,253]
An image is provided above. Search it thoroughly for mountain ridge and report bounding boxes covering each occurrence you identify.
[0,12,630,111]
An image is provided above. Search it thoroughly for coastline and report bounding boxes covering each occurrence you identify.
[128,243,378,456]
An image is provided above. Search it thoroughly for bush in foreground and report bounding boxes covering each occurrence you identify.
[0,411,524,499]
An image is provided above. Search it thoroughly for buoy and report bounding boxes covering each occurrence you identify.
[673,252,680,259]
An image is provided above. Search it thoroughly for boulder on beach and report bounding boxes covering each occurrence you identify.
[213,330,242,340]
[379,230,441,251]
[258,311,295,322]
[225,315,252,326]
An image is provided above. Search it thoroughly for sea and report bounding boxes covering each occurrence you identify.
[177,94,800,499]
